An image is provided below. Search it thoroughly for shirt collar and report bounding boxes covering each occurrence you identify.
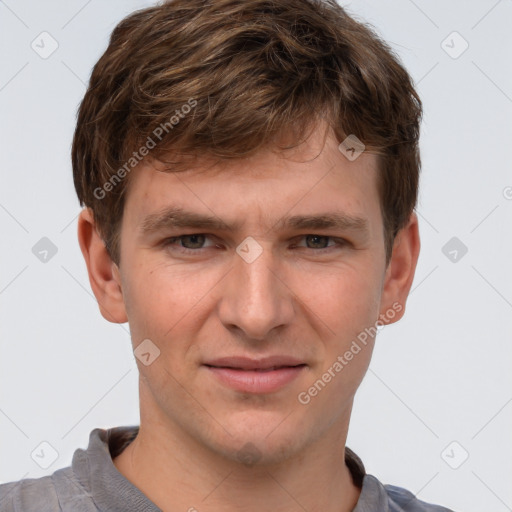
[71,425,389,512]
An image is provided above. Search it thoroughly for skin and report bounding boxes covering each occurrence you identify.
[78,122,420,512]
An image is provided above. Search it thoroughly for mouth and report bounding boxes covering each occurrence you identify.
[203,356,307,393]
[206,365,305,372]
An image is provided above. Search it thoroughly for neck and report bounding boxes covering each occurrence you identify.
[113,391,361,512]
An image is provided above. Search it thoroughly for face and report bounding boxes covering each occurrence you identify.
[85,125,417,465]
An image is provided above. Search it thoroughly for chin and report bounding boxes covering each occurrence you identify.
[207,412,308,467]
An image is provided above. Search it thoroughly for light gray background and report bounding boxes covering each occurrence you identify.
[1,1,511,511]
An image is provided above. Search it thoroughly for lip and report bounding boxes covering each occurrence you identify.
[203,356,307,393]
[204,355,305,371]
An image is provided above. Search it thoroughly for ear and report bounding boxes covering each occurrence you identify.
[77,208,128,323]
[378,211,420,325]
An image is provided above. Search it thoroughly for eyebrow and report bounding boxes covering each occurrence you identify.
[139,206,369,238]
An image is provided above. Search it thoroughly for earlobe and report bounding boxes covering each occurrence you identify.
[378,212,420,326]
[77,208,128,324]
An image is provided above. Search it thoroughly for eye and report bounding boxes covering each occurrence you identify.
[302,235,332,249]
[161,233,348,256]
[162,234,217,252]
[295,235,346,251]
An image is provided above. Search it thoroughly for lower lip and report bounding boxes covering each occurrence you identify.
[205,365,306,393]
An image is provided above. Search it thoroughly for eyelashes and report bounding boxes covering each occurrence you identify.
[162,234,349,255]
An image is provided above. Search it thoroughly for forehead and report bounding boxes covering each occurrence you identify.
[121,131,382,235]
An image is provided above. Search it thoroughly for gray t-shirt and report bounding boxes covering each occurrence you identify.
[0,426,454,511]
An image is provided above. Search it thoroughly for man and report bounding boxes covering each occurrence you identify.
[0,0,455,510]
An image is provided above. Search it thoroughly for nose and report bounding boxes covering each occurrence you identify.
[216,240,295,341]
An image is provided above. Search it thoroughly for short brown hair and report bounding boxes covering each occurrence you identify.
[72,0,422,266]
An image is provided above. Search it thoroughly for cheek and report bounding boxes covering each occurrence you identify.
[290,261,383,338]
[296,268,380,411]
[123,260,222,341]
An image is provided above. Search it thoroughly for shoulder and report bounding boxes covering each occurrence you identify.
[0,474,61,512]
[384,480,455,511]
[0,467,95,512]
[356,473,455,511]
